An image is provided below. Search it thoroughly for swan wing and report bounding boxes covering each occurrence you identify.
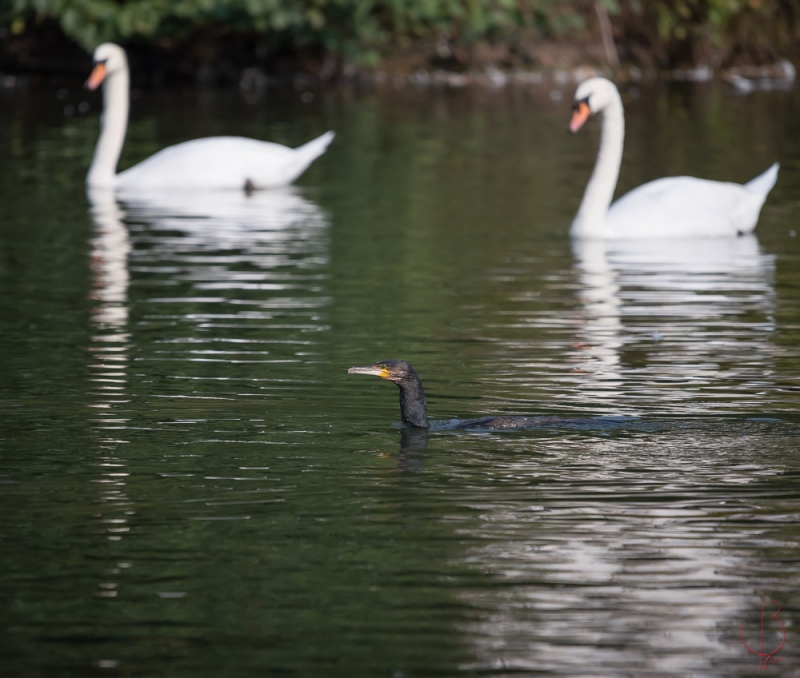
[606,165,777,238]
[116,133,334,192]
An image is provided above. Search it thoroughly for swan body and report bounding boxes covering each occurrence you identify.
[112,134,334,192]
[86,43,334,192]
[569,77,778,239]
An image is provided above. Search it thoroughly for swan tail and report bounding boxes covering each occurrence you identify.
[295,130,336,160]
[745,162,779,196]
[280,130,335,183]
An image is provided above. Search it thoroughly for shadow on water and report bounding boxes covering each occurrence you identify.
[398,426,428,473]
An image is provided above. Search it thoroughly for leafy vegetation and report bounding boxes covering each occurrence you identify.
[6,0,573,63]
[4,0,798,69]
[618,0,799,66]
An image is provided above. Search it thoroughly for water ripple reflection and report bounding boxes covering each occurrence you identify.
[4,86,800,678]
[571,236,779,411]
[480,235,786,416]
[121,188,330,381]
[441,418,799,676]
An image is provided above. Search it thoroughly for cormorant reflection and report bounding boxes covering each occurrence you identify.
[397,426,428,473]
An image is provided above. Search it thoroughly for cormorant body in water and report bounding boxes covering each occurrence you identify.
[348,359,561,430]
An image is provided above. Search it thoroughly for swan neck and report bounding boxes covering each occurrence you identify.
[573,98,624,238]
[87,67,129,188]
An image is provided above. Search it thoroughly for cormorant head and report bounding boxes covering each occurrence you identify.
[348,359,428,428]
[86,43,128,90]
[347,359,417,384]
[569,77,619,133]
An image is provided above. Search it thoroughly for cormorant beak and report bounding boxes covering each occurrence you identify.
[348,364,391,379]
[85,61,107,91]
[569,99,591,134]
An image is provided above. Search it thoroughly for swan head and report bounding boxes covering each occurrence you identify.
[569,77,621,133]
[86,43,128,90]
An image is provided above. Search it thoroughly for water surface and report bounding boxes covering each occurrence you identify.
[1,81,800,677]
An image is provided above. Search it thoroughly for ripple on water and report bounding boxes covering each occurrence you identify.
[4,87,800,678]
[467,235,791,416]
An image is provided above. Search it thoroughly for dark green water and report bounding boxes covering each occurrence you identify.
[1,81,800,677]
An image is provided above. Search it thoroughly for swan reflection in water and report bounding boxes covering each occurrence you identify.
[86,188,136,573]
[118,186,328,250]
[458,237,780,674]
[115,186,331,427]
[87,186,329,405]
[117,186,330,299]
[571,235,776,410]
[87,187,132,426]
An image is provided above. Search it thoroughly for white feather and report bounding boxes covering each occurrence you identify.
[87,43,334,192]
[570,77,778,239]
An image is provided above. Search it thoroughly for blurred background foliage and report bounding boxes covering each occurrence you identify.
[1,0,798,77]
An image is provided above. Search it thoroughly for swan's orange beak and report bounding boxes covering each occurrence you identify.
[85,63,107,90]
[569,100,591,134]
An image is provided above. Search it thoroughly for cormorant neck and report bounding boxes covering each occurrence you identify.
[396,370,429,428]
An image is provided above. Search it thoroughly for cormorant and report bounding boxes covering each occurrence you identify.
[347,359,560,430]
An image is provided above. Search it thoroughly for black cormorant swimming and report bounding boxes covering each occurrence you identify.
[348,359,560,430]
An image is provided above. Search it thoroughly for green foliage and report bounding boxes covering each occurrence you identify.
[640,0,789,47]
[4,0,798,66]
[8,0,577,60]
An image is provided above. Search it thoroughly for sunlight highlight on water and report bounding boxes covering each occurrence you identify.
[1,83,799,677]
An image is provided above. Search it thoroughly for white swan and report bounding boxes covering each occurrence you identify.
[85,43,335,192]
[569,77,778,239]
